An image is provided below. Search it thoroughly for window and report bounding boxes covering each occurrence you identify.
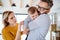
[0,14,51,40]
[0,14,3,40]
[0,14,3,33]
[0,14,27,40]
[15,15,28,23]
[0,14,28,33]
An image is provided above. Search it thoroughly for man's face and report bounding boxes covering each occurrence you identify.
[38,1,50,14]
[29,11,38,20]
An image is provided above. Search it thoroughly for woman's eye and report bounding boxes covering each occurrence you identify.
[10,16,15,20]
[11,17,13,19]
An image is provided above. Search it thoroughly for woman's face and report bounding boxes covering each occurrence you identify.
[8,13,16,25]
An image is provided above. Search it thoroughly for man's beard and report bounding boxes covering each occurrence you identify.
[40,11,47,14]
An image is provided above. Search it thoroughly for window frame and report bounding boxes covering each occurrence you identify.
[0,13,28,35]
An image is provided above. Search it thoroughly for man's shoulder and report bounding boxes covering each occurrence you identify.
[36,14,49,20]
[39,14,49,17]
[33,14,50,24]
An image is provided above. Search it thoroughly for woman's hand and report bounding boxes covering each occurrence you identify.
[15,21,24,40]
[18,21,24,32]
[20,21,24,25]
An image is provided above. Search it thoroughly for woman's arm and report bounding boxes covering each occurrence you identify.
[15,31,21,40]
[2,23,22,40]
[15,23,21,40]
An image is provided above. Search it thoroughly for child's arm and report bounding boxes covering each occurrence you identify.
[23,15,32,34]
[24,15,32,28]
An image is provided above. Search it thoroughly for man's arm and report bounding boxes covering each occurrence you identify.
[28,14,50,31]
[28,14,50,38]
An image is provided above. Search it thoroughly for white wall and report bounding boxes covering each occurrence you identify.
[0,0,60,14]
[0,0,39,13]
[0,0,28,13]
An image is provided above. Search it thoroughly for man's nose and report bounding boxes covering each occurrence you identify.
[40,8,45,11]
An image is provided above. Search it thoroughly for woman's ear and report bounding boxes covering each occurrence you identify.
[6,18,9,23]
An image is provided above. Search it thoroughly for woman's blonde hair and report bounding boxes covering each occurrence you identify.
[2,11,14,27]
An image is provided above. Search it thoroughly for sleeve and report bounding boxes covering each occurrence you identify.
[23,15,32,29]
[28,14,50,31]
[2,29,14,40]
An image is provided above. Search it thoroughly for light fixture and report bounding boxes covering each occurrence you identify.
[25,4,29,8]
[11,3,16,6]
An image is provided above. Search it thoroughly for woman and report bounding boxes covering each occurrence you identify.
[2,11,21,40]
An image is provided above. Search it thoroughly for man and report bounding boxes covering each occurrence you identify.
[24,0,53,40]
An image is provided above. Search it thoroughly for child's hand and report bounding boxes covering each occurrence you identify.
[20,21,24,25]
[23,28,29,34]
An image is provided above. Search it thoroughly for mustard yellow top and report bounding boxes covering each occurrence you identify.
[2,23,20,40]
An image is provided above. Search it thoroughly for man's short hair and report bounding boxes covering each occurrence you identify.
[41,0,53,8]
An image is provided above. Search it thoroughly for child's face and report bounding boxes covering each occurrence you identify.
[29,11,39,20]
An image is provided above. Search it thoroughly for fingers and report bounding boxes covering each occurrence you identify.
[23,29,29,34]
[20,21,24,25]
